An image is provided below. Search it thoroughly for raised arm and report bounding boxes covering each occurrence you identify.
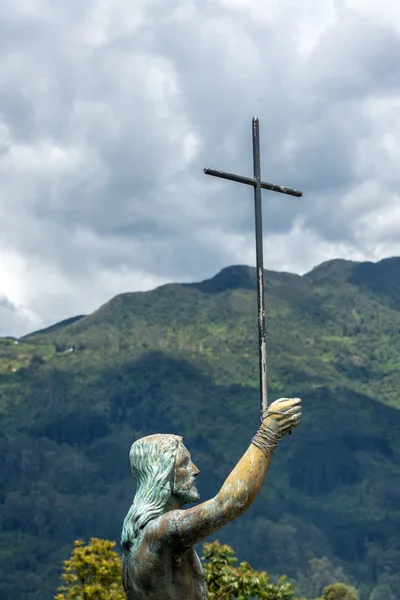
[150,397,301,548]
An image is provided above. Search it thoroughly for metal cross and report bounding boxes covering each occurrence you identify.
[204,117,303,422]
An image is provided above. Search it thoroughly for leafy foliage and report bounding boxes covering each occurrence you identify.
[202,540,302,600]
[0,259,400,599]
[55,538,125,600]
[55,537,356,600]
[317,582,358,600]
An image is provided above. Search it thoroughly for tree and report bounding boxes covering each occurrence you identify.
[55,538,125,600]
[296,557,352,599]
[202,540,302,600]
[369,583,396,600]
[317,582,358,600]
[55,537,357,600]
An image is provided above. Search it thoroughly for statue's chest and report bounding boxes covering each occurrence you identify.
[169,548,207,596]
[124,543,207,600]
[171,547,202,575]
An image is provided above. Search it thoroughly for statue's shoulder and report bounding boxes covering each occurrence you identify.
[143,510,182,546]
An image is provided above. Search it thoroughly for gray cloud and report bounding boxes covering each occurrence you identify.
[0,0,400,336]
[0,295,35,337]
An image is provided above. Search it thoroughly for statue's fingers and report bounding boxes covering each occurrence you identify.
[274,407,301,423]
[288,398,302,410]
[269,398,290,410]
[281,413,301,433]
[285,406,301,415]
[285,411,301,422]
[273,398,302,412]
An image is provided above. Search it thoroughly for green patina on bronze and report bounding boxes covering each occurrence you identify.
[121,397,301,600]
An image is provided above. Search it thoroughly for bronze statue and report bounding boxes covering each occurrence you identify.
[121,396,301,600]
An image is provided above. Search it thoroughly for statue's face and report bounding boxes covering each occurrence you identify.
[172,443,200,505]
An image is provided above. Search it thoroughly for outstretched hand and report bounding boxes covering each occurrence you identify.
[263,397,302,438]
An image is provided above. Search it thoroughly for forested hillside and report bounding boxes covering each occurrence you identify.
[0,258,399,600]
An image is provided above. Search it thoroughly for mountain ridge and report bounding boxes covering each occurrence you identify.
[22,255,400,342]
[1,256,400,599]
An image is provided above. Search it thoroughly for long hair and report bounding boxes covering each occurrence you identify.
[121,433,182,552]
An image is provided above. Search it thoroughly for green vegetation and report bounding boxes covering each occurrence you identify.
[316,583,358,600]
[54,537,358,600]
[0,258,399,599]
[202,540,303,599]
[55,538,125,600]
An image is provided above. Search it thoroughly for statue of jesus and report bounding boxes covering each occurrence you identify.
[121,396,301,600]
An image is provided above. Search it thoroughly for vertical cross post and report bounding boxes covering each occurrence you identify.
[204,117,302,422]
[252,118,268,421]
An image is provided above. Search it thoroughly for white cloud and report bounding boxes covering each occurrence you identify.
[344,0,400,33]
[0,0,399,336]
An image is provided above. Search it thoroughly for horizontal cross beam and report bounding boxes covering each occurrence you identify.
[203,167,302,198]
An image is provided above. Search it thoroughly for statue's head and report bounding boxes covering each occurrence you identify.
[130,433,200,506]
[121,433,200,550]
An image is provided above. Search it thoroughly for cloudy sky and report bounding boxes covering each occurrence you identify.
[0,0,400,336]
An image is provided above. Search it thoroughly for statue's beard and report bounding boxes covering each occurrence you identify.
[174,480,200,505]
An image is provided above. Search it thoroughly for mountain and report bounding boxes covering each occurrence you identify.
[0,258,400,600]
